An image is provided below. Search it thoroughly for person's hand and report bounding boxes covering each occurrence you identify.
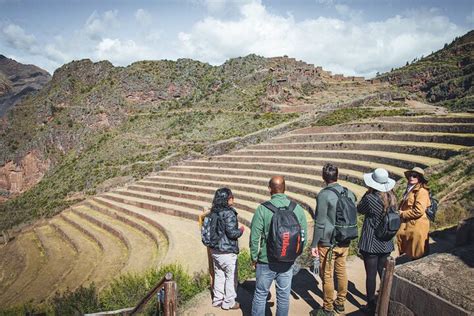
[239,225,245,233]
[311,247,319,258]
[252,261,257,270]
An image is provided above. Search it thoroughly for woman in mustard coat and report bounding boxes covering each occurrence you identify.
[397,167,431,260]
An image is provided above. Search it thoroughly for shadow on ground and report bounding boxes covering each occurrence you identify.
[237,268,368,316]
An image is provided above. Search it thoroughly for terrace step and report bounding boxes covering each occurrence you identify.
[0,240,26,299]
[248,140,465,160]
[155,169,366,198]
[91,196,249,273]
[200,156,406,178]
[228,149,443,169]
[73,205,159,272]
[295,121,474,133]
[167,161,390,188]
[272,131,474,146]
[48,218,102,292]
[83,200,168,263]
[60,211,128,289]
[0,231,48,306]
[142,174,321,199]
[373,114,474,124]
[109,189,255,228]
[128,182,314,220]
[5,225,77,306]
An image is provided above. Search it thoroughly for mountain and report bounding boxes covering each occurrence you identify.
[0,55,51,116]
[0,54,397,229]
[377,30,474,110]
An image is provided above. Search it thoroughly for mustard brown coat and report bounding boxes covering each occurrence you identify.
[396,184,431,259]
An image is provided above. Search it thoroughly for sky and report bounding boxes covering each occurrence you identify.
[0,0,472,78]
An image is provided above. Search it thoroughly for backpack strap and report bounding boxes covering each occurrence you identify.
[323,186,342,198]
[261,201,297,213]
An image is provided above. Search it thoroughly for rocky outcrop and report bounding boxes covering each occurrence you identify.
[0,151,50,196]
[0,55,51,117]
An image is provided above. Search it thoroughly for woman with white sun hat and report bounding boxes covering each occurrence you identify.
[357,168,398,314]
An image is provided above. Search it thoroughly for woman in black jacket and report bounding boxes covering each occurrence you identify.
[210,187,244,310]
[358,168,397,315]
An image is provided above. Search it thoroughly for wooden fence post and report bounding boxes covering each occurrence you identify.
[164,279,177,316]
[376,256,395,316]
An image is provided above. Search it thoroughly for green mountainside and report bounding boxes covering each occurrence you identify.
[0,55,311,230]
[378,30,474,110]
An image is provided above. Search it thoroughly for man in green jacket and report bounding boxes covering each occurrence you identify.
[250,176,308,316]
[311,163,357,316]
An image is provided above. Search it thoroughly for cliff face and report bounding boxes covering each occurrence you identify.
[0,55,51,117]
[0,150,50,196]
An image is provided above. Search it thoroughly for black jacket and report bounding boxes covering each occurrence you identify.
[214,207,242,254]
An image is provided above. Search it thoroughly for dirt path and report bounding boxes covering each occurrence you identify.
[183,255,369,316]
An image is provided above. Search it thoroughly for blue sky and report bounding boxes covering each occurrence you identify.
[0,0,472,77]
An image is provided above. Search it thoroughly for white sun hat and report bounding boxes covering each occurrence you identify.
[363,168,396,192]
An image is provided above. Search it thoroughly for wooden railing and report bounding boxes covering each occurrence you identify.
[85,272,177,316]
[375,256,395,316]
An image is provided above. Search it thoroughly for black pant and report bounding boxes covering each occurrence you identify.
[360,251,390,304]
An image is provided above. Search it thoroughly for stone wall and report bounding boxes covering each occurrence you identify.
[389,244,474,316]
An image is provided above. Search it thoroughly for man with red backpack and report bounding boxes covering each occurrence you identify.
[250,176,308,316]
[311,163,358,316]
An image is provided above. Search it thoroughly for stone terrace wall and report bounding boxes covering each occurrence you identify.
[389,244,474,316]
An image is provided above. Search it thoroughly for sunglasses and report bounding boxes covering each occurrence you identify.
[407,173,419,178]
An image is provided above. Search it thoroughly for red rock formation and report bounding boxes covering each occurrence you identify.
[0,151,50,196]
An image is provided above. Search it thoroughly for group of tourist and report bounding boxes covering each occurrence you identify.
[202,163,431,316]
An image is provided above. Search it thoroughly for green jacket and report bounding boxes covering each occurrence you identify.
[311,182,357,248]
[250,193,308,263]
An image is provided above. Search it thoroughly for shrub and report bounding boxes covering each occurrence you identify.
[237,249,255,282]
[52,284,101,315]
[99,263,209,311]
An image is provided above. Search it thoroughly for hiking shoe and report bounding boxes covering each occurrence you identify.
[310,308,334,316]
[334,303,345,313]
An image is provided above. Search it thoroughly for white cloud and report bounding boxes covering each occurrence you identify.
[317,0,335,5]
[135,8,152,27]
[176,2,465,77]
[95,38,154,65]
[84,10,119,41]
[0,3,467,78]
[190,0,259,14]
[2,24,37,50]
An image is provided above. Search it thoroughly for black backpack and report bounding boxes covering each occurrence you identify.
[263,201,303,263]
[375,205,401,241]
[324,187,358,245]
[201,212,222,248]
[426,194,438,222]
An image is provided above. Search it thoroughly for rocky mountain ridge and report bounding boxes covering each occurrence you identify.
[378,30,473,110]
[0,55,51,117]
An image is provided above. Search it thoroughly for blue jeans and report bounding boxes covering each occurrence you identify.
[251,262,293,316]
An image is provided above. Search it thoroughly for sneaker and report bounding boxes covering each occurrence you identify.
[223,302,240,310]
[334,303,345,313]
